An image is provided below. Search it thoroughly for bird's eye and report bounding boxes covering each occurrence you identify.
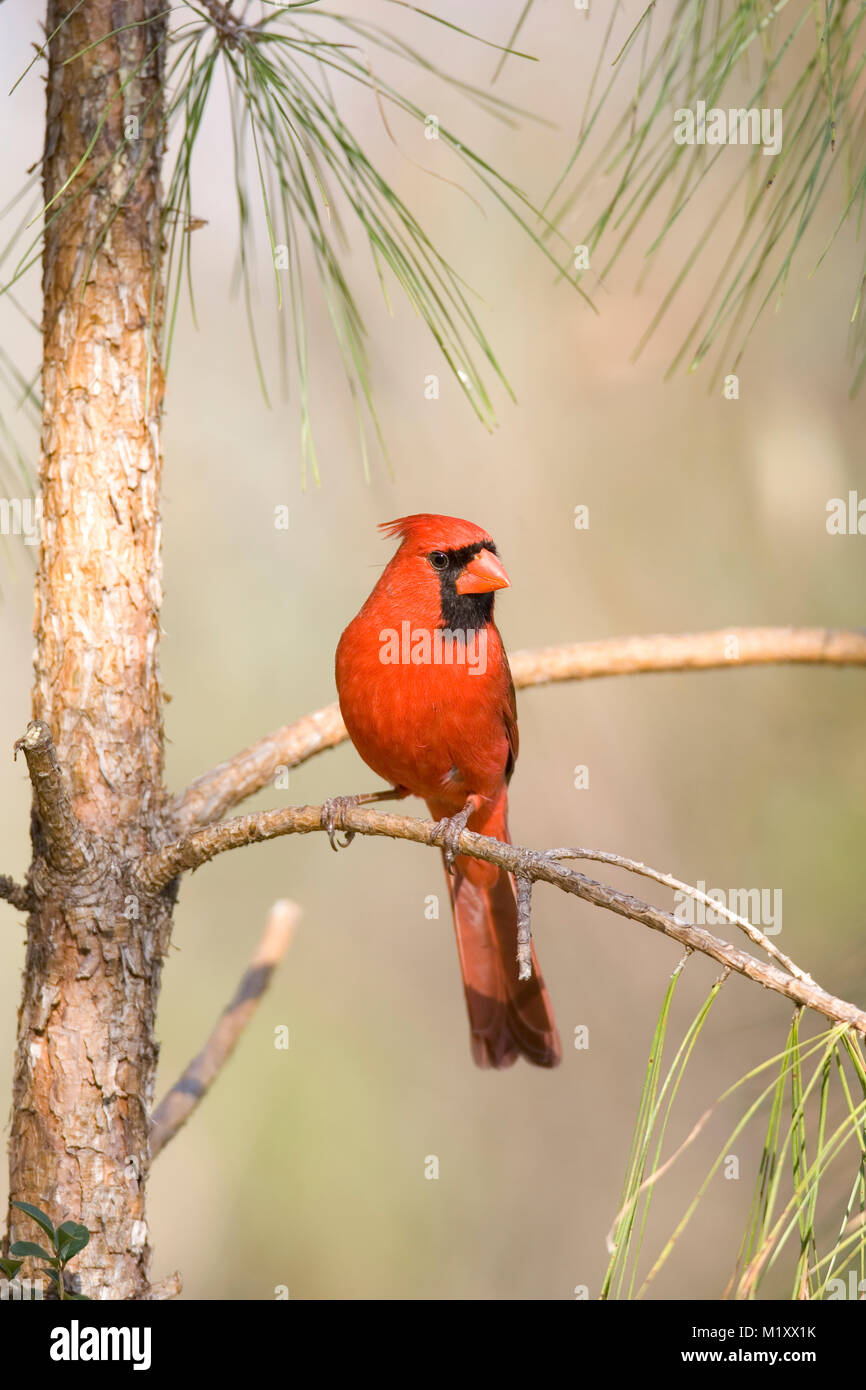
[429,551,449,571]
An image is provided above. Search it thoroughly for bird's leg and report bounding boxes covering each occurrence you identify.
[514,873,533,981]
[433,793,484,874]
[321,787,409,851]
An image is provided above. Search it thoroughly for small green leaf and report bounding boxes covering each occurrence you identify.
[66,1291,91,1301]
[39,1266,60,1285]
[11,1200,56,1243]
[56,1222,90,1262]
[9,1240,54,1262]
[0,1257,24,1279]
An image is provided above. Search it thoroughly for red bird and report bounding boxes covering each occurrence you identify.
[331,514,561,1069]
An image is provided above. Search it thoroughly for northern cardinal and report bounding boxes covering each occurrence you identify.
[331,514,561,1069]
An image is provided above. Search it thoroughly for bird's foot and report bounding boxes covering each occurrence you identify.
[321,796,359,851]
[433,795,481,874]
[321,787,409,850]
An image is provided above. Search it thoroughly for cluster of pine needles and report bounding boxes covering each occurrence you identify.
[605,959,866,1300]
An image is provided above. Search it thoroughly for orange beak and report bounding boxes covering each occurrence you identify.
[455,548,510,595]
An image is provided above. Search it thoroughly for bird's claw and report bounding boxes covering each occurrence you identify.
[321,796,358,851]
[433,806,473,874]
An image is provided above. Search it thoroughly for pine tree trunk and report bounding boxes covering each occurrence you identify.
[7,1,171,1299]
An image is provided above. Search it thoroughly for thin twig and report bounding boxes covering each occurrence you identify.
[509,627,866,687]
[547,847,808,981]
[150,899,299,1158]
[131,804,866,1035]
[0,875,32,913]
[13,720,96,876]
[169,627,866,832]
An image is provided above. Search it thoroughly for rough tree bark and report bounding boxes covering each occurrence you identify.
[7,1,170,1299]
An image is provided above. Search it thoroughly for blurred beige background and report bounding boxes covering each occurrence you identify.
[0,2,864,1299]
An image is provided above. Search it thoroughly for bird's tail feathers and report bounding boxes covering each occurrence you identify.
[445,846,561,1070]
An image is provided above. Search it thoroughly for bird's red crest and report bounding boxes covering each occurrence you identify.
[379,514,495,551]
